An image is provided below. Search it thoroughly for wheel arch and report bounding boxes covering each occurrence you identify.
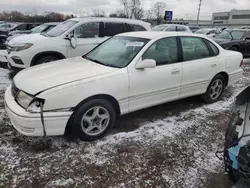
[215,71,229,87]
[31,51,66,66]
[64,94,121,135]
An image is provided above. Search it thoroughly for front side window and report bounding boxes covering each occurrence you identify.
[142,37,178,66]
[180,37,210,61]
[46,20,78,37]
[75,22,99,38]
[231,31,245,40]
[85,36,149,68]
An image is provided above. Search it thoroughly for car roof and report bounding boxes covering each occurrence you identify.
[117,31,205,40]
[69,17,150,26]
[44,22,60,26]
[155,24,189,27]
[227,29,250,32]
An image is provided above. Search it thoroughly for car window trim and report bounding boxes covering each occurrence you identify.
[178,36,215,63]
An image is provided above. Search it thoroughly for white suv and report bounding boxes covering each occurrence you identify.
[6,18,151,69]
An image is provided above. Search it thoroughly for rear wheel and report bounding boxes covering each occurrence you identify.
[71,99,116,141]
[34,55,60,66]
[202,74,225,103]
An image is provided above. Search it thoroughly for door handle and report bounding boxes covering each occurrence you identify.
[211,63,217,68]
[171,69,180,75]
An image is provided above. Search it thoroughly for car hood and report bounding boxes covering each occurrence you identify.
[8,33,47,45]
[14,57,117,95]
[213,38,231,45]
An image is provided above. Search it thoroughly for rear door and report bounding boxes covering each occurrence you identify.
[179,36,220,98]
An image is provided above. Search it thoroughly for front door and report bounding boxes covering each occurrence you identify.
[179,36,219,98]
[128,37,182,112]
[67,22,101,58]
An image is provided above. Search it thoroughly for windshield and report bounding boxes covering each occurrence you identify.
[85,36,150,68]
[152,25,167,31]
[31,24,48,33]
[215,30,232,40]
[46,20,78,37]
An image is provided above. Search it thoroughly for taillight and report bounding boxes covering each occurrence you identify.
[240,60,244,67]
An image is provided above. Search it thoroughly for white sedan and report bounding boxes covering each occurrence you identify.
[5,32,243,141]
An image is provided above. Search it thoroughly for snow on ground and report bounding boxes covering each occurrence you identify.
[0,66,249,187]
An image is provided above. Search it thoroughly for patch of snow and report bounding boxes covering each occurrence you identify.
[45,178,74,187]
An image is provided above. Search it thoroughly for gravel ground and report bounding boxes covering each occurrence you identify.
[0,64,250,188]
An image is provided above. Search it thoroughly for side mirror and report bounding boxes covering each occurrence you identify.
[244,37,250,41]
[136,59,156,69]
[70,37,77,48]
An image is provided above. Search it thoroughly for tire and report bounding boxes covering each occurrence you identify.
[34,55,60,66]
[202,74,225,103]
[71,99,116,141]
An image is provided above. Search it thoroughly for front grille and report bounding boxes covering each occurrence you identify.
[11,83,19,97]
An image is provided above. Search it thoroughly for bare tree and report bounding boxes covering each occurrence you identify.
[120,0,144,19]
[91,9,105,17]
[145,9,153,21]
[130,0,143,19]
[120,0,129,17]
[152,1,166,20]
[110,9,128,18]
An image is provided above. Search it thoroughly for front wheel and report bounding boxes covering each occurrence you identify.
[34,55,60,66]
[202,75,225,103]
[71,99,116,141]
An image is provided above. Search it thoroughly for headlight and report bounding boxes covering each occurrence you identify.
[16,91,34,109]
[11,43,33,52]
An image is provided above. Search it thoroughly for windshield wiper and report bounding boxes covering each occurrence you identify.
[83,56,120,68]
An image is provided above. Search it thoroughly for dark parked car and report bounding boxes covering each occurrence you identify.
[0,23,40,49]
[5,22,59,45]
[222,85,250,187]
[214,29,250,58]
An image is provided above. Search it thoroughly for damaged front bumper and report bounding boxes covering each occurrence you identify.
[224,85,250,181]
[4,86,72,136]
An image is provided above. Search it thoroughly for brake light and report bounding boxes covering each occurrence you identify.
[240,60,244,67]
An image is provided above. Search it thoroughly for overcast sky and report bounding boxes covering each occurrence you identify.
[0,0,250,20]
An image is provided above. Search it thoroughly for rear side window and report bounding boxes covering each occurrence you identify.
[132,24,146,31]
[180,37,210,61]
[100,22,127,37]
[207,41,219,56]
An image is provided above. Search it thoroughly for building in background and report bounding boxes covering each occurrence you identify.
[212,9,250,26]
